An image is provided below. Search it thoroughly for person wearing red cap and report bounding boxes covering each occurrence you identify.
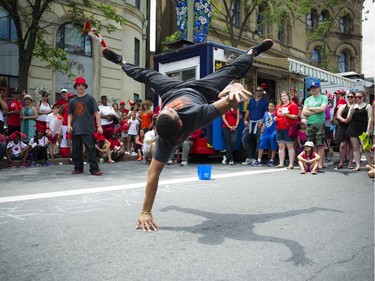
[6,131,29,168]
[102,39,274,231]
[28,122,52,167]
[57,88,70,154]
[119,100,129,118]
[5,89,23,135]
[68,77,103,175]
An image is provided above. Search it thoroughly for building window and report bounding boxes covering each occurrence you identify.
[134,38,140,66]
[338,51,349,72]
[167,68,196,81]
[135,0,140,9]
[0,8,17,41]
[0,75,18,100]
[319,10,329,24]
[306,10,317,30]
[311,48,321,62]
[230,0,241,27]
[256,4,266,36]
[56,23,92,56]
[134,93,140,102]
[339,14,350,33]
[278,14,290,45]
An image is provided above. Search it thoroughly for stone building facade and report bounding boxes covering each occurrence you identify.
[0,0,150,104]
[156,0,362,74]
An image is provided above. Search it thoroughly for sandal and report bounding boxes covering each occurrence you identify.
[300,169,306,174]
[287,166,294,170]
[334,165,344,170]
[352,167,361,172]
[311,169,317,175]
[107,160,116,164]
[275,164,285,168]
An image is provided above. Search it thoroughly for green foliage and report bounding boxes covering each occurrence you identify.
[161,31,181,52]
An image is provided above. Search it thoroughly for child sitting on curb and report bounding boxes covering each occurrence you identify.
[297,141,320,175]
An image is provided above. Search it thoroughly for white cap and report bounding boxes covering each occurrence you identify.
[61,88,68,93]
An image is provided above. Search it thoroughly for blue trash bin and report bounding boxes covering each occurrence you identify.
[197,165,212,180]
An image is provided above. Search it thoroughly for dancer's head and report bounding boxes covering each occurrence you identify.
[156,108,182,140]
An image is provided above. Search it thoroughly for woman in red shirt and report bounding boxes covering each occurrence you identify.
[221,105,240,165]
[139,101,153,132]
[274,91,299,169]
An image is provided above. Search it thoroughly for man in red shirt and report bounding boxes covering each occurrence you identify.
[6,89,23,135]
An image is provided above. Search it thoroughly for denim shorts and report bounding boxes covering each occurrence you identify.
[276,129,294,144]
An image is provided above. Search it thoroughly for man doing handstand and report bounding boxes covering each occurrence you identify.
[102,39,274,232]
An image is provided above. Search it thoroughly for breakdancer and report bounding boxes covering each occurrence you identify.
[102,39,274,232]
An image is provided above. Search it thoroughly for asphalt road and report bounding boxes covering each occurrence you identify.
[0,157,373,281]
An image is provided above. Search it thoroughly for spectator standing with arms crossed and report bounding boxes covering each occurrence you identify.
[67,77,103,176]
[302,81,328,171]
[102,39,274,231]
[241,85,269,165]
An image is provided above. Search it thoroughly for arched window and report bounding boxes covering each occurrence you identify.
[338,51,349,72]
[278,13,290,45]
[0,8,17,41]
[311,48,321,62]
[56,23,92,56]
[339,14,350,33]
[319,10,329,24]
[306,9,317,30]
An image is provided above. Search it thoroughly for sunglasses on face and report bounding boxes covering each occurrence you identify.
[347,96,354,99]
[355,96,363,99]
[255,90,263,92]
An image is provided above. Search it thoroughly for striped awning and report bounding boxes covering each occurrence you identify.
[254,57,357,88]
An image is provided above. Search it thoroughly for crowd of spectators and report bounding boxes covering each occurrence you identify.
[0,84,373,179]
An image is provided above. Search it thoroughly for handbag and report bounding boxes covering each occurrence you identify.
[286,118,298,138]
[288,125,298,138]
[359,132,373,152]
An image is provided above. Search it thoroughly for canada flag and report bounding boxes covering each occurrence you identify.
[83,21,107,47]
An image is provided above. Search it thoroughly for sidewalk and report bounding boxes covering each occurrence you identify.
[0,154,138,169]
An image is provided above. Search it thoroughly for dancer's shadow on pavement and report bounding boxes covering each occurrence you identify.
[160,206,342,266]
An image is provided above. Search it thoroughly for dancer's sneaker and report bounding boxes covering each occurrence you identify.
[102,48,123,65]
[248,39,274,56]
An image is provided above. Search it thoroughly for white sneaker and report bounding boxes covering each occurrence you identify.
[180,161,188,166]
[242,158,252,165]
[229,161,234,165]
[222,156,227,165]
[167,160,173,165]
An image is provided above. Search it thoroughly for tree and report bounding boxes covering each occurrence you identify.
[0,0,126,92]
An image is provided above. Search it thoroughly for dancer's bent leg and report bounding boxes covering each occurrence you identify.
[122,64,184,97]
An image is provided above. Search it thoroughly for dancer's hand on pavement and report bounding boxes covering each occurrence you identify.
[136,213,158,232]
[218,83,252,104]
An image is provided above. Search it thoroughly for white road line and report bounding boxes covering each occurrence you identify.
[0,169,285,203]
